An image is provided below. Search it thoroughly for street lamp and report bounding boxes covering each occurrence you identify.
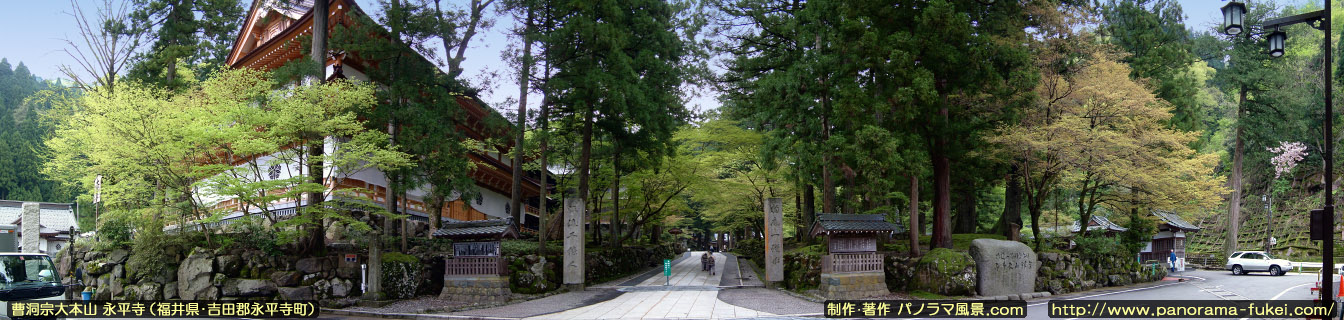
[1224,0,1334,312]
[1223,1,1247,35]
[1268,30,1287,57]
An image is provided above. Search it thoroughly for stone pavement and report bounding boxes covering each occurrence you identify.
[528,252,771,319]
[444,251,820,319]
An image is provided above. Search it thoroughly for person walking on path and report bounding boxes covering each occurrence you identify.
[701,252,715,275]
[1168,251,1177,273]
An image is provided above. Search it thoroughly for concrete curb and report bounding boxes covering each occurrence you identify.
[974,291,1052,301]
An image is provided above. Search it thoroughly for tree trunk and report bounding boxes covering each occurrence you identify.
[429,193,444,237]
[538,101,549,256]
[611,147,621,249]
[1226,88,1246,257]
[509,5,533,232]
[821,91,835,213]
[909,174,921,257]
[578,108,594,235]
[803,184,815,241]
[932,136,952,249]
[998,166,1022,236]
[953,176,976,234]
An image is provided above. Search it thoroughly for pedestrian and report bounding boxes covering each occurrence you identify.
[701,252,711,272]
[1168,251,1177,273]
[704,252,716,275]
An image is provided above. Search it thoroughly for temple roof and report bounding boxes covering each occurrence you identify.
[432,218,518,240]
[810,214,900,237]
[1153,210,1200,232]
[1071,215,1127,233]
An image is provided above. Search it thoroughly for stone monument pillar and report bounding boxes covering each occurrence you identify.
[764,198,784,283]
[563,198,585,290]
[21,202,39,253]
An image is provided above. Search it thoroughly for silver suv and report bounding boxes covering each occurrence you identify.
[1226,251,1292,276]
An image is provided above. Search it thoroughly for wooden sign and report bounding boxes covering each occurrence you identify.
[829,237,877,253]
[453,241,501,257]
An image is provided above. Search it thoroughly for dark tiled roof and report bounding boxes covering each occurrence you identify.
[1153,210,1200,231]
[813,214,900,234]
[433,218,518,239]
[1071,215,1127,233]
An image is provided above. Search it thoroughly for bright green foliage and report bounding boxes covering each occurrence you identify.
[42,68,410,241]
[677,118,791,235]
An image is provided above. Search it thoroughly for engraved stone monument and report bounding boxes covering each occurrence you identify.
[563,198,585,289]
[969,238,1037,297]
[21,202,38,253]
[764,198,784,282]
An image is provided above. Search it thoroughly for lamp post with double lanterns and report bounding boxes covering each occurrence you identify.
[1223,0,1334,314]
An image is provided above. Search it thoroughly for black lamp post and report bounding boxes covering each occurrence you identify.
[1224,0,1334,314]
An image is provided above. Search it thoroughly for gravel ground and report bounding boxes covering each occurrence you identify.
[342,295,470,314]
[717,288,824,315]
[725,253,765,287]
[445,289,623,318]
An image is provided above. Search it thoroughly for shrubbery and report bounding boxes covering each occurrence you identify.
[733,238,764,263]
[381,252,421,299]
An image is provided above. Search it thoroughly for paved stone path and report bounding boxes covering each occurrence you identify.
[527,252,773,319]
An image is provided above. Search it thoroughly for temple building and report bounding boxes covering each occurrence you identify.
[201,0,543,230]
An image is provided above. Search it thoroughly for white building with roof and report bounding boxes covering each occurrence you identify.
[0,200,79,255]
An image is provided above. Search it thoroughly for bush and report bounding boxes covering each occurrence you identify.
[1073,235,1124,261]
[381,252,421,299]
[95,217,134,251]
[226,215,282,256]
[501,239,562,256]
[126,227,182,282]
[733,238,764,263]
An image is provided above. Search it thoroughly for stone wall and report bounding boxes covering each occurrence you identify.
[441,275,511,304]
[817,272,889,299]
[58,243,364,307]
[883,248,976,296]
[1035,252,1165,295]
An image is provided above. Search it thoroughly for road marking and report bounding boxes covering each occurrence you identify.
[1234,282,1314,320]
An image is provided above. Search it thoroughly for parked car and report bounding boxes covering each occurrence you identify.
[1226,251,1292,276]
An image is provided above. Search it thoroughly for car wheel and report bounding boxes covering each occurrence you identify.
[1232,265,1243,275]
[1270,265,1282,276]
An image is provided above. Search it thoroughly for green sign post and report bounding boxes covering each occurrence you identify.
[664,259,671,286]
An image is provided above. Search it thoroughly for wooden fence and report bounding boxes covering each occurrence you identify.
[821,252,884,273]
[445,256,506,276]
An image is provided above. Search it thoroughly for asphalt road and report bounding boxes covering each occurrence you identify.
[1014,269,1325,320]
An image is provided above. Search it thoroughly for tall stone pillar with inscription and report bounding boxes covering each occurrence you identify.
[563,198,585,290]
[764,198,784,284]
[21,202,39,253]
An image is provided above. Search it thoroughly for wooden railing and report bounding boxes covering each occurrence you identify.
[821,252,884,273]
[445,256,506,276]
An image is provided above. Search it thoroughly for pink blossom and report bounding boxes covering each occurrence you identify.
[1267,141,1308,179]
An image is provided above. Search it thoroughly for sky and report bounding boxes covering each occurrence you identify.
[0,0,1308,116]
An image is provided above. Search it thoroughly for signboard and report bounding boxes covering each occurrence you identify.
[829,237,878,253]
[344,254,357,263]
[664,259,671,276]
[453,241,501,257]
